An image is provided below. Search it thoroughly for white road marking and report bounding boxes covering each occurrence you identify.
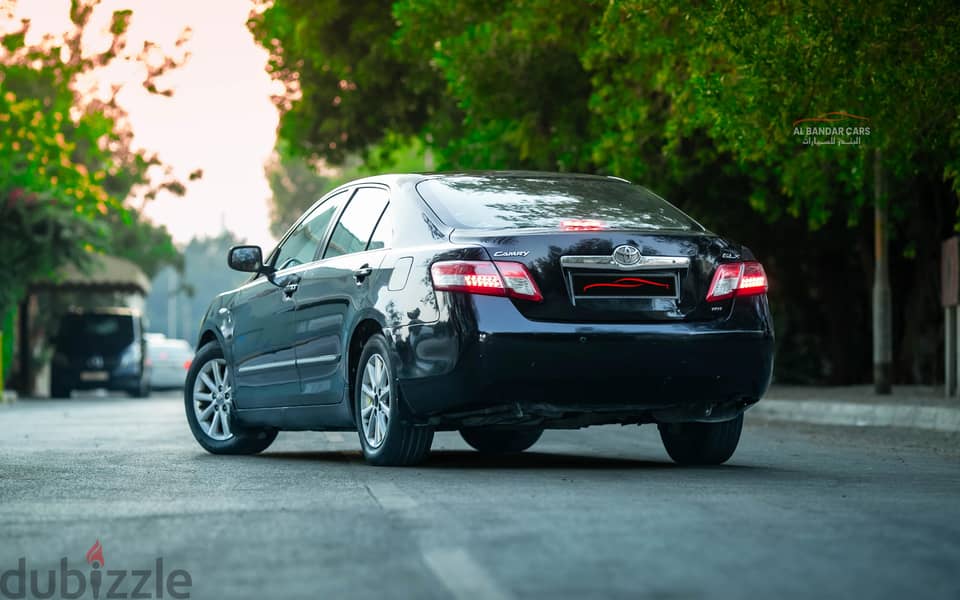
[364,481,418,511]
[323,431,345,443]
[422,547,512,600]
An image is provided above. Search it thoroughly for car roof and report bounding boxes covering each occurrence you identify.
[340,171,630,188]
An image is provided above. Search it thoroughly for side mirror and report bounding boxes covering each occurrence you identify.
[228,245,265,273]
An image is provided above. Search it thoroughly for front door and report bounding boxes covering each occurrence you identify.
[230,276,302,408]
[233,190,350,408]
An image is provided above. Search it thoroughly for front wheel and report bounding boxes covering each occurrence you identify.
[460,428,543,454]
[184,342,277,455]
[658,414,744,465]
[355,334,433,466]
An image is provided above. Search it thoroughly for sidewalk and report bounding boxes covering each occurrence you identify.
[754,385,960,432]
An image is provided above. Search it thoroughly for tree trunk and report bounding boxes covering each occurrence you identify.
[16,296,32,396]
[873,148,893,393]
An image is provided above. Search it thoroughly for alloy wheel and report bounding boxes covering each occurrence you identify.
[360,353,391,448]
[193,358,234,441]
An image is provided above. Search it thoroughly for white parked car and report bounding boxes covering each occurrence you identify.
[146,335,194,390]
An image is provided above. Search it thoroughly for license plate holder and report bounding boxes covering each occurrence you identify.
[80,371,109,382]
[570,271,679,300]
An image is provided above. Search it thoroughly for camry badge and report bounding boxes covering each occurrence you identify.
[612,245,642,266]
[493,250,530,257]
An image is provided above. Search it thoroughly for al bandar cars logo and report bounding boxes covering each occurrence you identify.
[0,540,192,599]
[793,111,871,146]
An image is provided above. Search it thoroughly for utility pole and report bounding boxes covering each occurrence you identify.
[167,269,177,338]
[873,148,892,394]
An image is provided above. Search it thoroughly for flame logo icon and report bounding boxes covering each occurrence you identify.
[85,539,105,569]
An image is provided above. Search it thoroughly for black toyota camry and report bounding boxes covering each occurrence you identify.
[185,172,774,466]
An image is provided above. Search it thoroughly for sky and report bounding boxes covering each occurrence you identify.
[10,0,282,249]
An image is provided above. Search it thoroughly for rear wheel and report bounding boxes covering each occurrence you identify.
[185,342,277,455]
[460,428,543,454]
[355,334,433,466]
[658,414,743,465]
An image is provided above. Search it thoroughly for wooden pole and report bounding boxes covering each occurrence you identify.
[947,307,957,397]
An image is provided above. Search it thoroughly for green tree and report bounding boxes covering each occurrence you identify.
[588,1,960,392]
[248,0,439,165]
[264,145,332,238]
[0,0,193,317]
[249,0,960,385]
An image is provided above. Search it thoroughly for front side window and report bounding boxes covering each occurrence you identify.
[273,190,349,270]
[324,187,389,259]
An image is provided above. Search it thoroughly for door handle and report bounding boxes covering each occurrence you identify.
[353,264,373,284]
[281,275,300,298]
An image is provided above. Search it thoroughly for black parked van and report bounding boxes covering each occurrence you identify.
[51,308,151,398]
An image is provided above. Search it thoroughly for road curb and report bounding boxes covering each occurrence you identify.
[753,399,960,433]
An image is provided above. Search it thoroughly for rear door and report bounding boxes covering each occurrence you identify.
[231,192,348,408]
[293,186,391,405]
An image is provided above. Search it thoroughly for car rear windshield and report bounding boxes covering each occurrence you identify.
[57,314,135,355]
[416,175,702,231]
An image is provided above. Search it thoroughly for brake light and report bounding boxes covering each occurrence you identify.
[559,218,606,231]
[431,260,543,302]
[738,262,768,295]
[705,261,768,302]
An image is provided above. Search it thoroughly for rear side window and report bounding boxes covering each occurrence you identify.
[367,206,392,251]
[324,188,389,259]
[416,176,701,231]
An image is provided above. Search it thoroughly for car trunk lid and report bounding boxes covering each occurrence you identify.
[450,228,739,323]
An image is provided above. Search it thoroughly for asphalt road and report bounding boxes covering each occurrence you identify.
[1,391,958,600]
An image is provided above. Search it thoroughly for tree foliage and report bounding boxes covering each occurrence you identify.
[264,144,332,238]
[0,0,195,319]
[251,0,960,210]
[249,1,960,383]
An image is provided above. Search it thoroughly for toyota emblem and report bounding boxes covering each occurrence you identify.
[612,245,642,266]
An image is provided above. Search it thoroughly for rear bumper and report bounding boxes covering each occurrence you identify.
[394,294,774,428]
[52,368,145,393]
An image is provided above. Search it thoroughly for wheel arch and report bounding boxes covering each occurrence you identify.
[345,313,388,421]
[196,326,235,367]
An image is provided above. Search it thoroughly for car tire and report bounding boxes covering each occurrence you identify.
[459,428,543,454]
[185,341,277,455]
[354,333,433,466]
[658,414,744,465]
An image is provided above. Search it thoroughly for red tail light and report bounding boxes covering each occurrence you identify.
[705,261,768,302]
[559,218,606,231]
[431,260,543,302]
[183,359,192,370]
